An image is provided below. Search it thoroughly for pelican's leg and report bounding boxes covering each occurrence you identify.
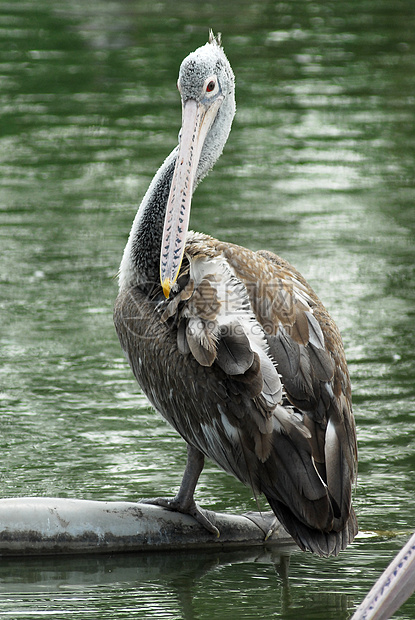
[139,444,220,537]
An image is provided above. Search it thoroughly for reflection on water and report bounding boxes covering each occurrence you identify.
[0,545,399,619]
[0,540,412,619]
[1,0,415,618]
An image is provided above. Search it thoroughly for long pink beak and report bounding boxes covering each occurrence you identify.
[160,97,222,298]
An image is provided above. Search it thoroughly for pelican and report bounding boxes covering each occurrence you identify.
[114,31,358,557]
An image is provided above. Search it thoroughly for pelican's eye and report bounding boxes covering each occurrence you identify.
[203,76,219,97]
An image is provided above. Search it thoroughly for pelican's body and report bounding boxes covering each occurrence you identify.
[114,33,357,557]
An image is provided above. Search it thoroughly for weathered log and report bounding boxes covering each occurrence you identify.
[0,497,293,556]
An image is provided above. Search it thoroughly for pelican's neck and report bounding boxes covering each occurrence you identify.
[118,148,178,291]
[118,92,235,292]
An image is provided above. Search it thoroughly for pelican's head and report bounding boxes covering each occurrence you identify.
[160,32,236,298]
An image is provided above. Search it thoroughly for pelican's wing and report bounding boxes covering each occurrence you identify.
[218,242,357,533]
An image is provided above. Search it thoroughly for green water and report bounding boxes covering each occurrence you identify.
[1,1,415,618]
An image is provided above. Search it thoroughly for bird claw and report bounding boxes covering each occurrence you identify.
[265,516,282,540]
[190,503,220,537]
[138,497,220,537]
[243,511,282,541]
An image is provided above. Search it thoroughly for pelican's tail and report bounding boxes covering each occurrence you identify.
[266,495,358,557]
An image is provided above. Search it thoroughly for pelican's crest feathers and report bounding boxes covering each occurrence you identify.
[209,29,222,47]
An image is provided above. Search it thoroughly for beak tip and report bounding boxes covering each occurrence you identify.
[161,277,171,299]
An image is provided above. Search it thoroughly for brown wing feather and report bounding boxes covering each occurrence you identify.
[216,241,357,531]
